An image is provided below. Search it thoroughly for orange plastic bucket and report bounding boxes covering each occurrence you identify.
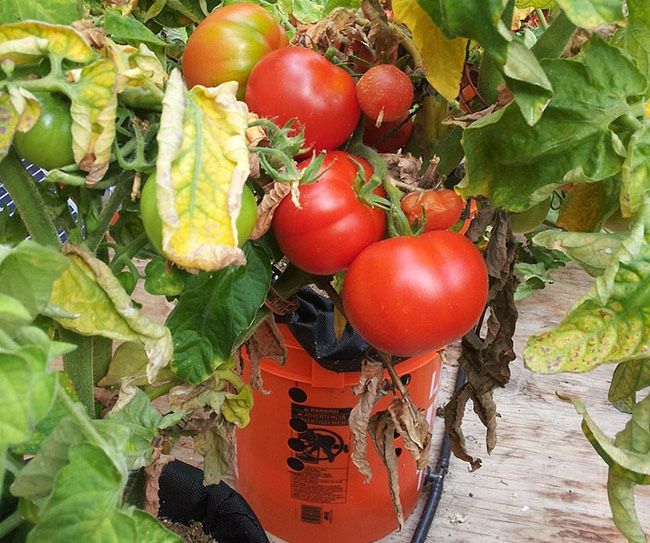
[235,323,442,543]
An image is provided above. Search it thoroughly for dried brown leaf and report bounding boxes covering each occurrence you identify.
[249,182,291,240]
[349,359,390,481]
[245,316,288,393]
[444,206,518,468]
[143,448,173,516]
[362,0,401,64]
[293,8,366,56]
[384,153,423,189]
[387,396,432,470]
[368,411,405,530]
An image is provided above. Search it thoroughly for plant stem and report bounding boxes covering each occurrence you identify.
[86,177,132,253]
[108,232,149,274]
[0,148,61,247]
[59,328,96,416]
[0,512,23,539]
[313,276,346,318]
[535,9,549,30]
[57,385,111,450]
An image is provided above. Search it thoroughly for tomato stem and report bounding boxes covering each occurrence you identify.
[0,148,62,247]
[86,175,132,253]
[0,512,23,540]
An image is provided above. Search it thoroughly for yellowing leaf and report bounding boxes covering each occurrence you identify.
[0,92,19,160]
[555,0,626,30]
[68,58,118,184]
[392,0,468,102]
[102,39,166,110]
[0,21,93,66]
[155,69,250,272]
[50,244,173,384]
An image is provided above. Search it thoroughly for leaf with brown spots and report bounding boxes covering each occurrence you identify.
[525,199,650,373]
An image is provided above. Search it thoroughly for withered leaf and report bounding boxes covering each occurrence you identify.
[349,359,390,481]
[249,182,291,240]
[244,316,287,393]
[193,423,235,485]
[444,207,518,469]
[368,410,405,530]
[387,396,432,470]
[362,0,401,64]
[143,448,172,516]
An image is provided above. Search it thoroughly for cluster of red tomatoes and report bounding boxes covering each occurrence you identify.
[181,2,489,358]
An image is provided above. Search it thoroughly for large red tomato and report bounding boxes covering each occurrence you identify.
[245,47,361,152]
[182,3,288,99]
[342,230,488,357]
[272,151,386,275]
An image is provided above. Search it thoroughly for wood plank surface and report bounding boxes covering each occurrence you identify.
[142,263,650,543]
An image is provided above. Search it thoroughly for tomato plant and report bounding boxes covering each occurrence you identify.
[356,64,413,123]
[182,2,288,99]
[400,189,464,232]
[140,176,258,253]
[342,230,488,357]
[272,151,386,275]
[245,47,361,152]
[12,92,75,170]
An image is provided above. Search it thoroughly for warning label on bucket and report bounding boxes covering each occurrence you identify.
[291,466,347,504]
[285,389,352,505]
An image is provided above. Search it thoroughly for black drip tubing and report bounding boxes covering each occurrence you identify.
[410,366,467,543]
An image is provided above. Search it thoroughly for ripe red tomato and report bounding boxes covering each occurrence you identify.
[400,189,465,232]
[245,47,361,152]
[356,64,413,123]
[182,3,288,99]
[272,151,386,275]
[362,113,413,153]
[342,230,488,357]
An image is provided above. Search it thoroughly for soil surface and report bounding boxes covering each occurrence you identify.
[161,519,218,543]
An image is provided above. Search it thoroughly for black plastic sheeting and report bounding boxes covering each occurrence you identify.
[278,287,371,372]
[158,460,269,543]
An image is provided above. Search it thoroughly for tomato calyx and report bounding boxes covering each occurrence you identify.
[248,118,328,185]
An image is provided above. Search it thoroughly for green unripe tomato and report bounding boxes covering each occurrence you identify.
[13,92,75,170]
[510,198,551,234]
[140,177,258,254]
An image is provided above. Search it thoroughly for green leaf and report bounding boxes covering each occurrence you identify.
[562,395,650,484]
[98,342,176,388]
[608,469,647,543]
[131,509,183,543]
[27,442,136,543]
[0,293,32,334]
[103,9,166,47]
[144,259,187,297]
[516,0,555,7]
[415,0,552,125]
[170,330,216,384]
[607,392,650,541]
[555,0,626,30]
[0,240,69,320]
[621,119,650,217]
[50,244,173,384]
[617,0,650,82]
[524,199,650,373]
[513,261,556,300]
[277,0,324,23]
[532,230,628,277]
[459,38,648,211]
[166,243,271,381]
[609,359,650,403]
[0,0,82,25]
[0,346,57,450]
